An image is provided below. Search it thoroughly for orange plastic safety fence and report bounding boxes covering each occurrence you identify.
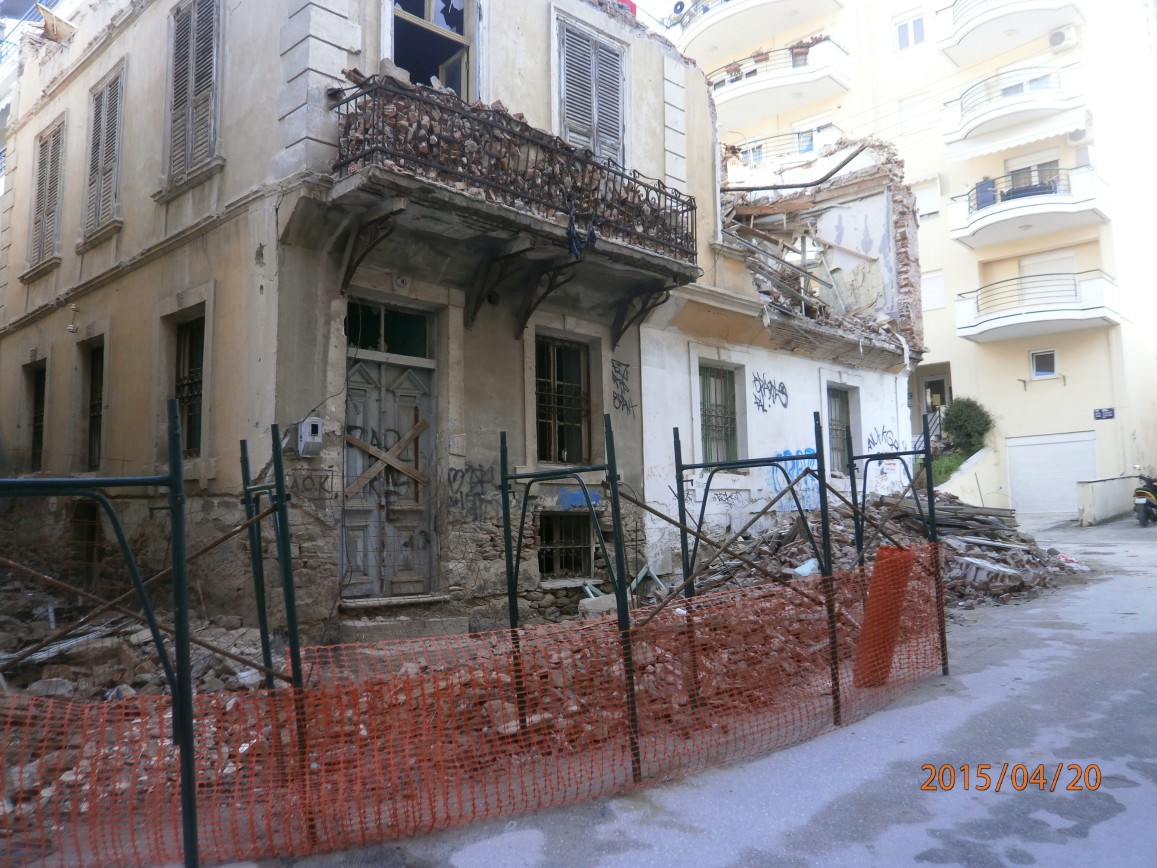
[1,543,942,866]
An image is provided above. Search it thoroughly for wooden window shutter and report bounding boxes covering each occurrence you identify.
[560,23,595,151]
[594,42,623,164]
[86,88,105,232]
[189,0,216,168]
[169,3,192,181]
[32,125,63,264]
[86,71,121,232]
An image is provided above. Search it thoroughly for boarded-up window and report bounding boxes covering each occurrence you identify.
[168,0,218,184]
[559,19,624,164]
[87,68,123,233]
[30,123,64,266]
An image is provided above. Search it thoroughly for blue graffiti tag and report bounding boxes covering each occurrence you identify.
[558,487,601,511]
[768,448,819,510]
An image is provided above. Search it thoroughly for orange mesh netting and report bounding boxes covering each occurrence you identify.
[1,543,942,866]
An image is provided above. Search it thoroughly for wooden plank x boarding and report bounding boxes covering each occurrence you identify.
[344,419,429,496]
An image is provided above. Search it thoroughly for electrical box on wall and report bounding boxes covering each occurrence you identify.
[298,417,323,457]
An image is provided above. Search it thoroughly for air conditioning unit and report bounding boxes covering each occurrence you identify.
[1049,26,1078,51]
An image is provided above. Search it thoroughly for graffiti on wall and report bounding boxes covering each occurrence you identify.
[752,372,789,413]
[611,359,637,417]
[866,425,901,453]
[711,490,744,507]
[447,463,499,522]
[768,448,819,510]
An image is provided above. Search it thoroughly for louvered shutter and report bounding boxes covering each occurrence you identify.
[594,42,623,163]
[31,134,50,262]
[560,24,595,151]
[189,0,216,168]
[31,126,62,264]
[86,88,105,232]
[99,74,120,224]
[169,3,192,180]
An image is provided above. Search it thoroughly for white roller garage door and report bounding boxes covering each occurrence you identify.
[1006,431,1096,515]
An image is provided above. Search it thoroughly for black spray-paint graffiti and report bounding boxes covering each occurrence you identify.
[711,490,744,507]
[447,463,499,522]
[866,425,901,452]
[768,448,819,511]
[611,358,637,417]
[752,372,789,413]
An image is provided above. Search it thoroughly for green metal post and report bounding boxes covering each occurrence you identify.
[240,440,275,689]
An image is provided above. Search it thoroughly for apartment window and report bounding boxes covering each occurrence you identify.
[741,143,764,166]
[1031,350,1057,379]
[537,337,590,464]
[921,270,945,311]
[165,0,219,187]
[85,67,124,237]
[1000,70,1054,99]
[559,18,625,164]
[895,14,924,50]
[29,121,64,269]
[176,318,205,457]
[912,178,941,217]
[828,386,851,473]
[700,364,737,463]
[394,0,473,97]
[1008,159,1060,191]
[86,345,105,471]
[538,513,591,578]
[29,364,47,471]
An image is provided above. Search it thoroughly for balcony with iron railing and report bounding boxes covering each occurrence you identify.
[728,124,843,186]
[956,270,1121,342]
[331,76,697,267]
[935,0,1083,67]
[672,0,844,71]
[945,65,1084,146]
[706,40,851,131]
[948,168,1108,248]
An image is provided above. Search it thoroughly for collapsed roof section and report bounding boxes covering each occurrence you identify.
[721,138,924,372]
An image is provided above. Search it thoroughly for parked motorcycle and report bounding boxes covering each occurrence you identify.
[1134,466,1157,527]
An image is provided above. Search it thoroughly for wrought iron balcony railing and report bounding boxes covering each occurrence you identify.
[958,66,1063,117]
[961,270,1108,316]
[706,39,847,90]
[332,77,697,264]
[964,168,1073,214]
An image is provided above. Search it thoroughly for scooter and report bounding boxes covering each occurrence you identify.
[1134,467,1157,527]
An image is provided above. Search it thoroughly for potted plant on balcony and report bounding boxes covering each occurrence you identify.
[752,48,770,64]
[725,61,743,80]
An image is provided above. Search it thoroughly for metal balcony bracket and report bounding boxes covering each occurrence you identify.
[611,287,671,349]
[339,198,407,292]
[465,237,535,327]
[516,261,577,335]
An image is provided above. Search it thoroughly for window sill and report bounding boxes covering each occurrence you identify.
[152,156,226,205]
[18,256,61,284]
[339,594,451,611]
[75,219,123,254]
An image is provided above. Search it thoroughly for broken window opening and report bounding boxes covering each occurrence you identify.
[87,344,105,471]
[536,337,590,464]
[394,0,471,97]
[29,363,47,471]
[346,299,430,358]
[176,317,205,458]
[538,513,592,579]
[700,364,737,463]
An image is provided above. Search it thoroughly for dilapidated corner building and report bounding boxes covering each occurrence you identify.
[639,138,924,571]
[0,0,712,638]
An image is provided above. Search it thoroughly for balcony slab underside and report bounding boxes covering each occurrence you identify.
[715,71,849,131]
[678,0,843,70]
[951,197,1106,249]
[959,306,1121,343]
[939,3,1083,67]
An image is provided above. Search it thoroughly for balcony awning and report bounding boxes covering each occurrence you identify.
[947,107,1087,163]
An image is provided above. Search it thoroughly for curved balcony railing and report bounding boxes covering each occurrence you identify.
[738,125,843,165]
[961,270,1107,316]
[706,39,846,90]
[959,67,1062,116]
[964,169,1072,214]
[675,0,752,31]
[951,0,1001,26]
[333,76,697,263]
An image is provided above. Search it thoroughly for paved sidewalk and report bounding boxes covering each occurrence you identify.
[241,517,1157,867]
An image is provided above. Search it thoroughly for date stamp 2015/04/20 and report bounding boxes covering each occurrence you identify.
[921,763,1101,792]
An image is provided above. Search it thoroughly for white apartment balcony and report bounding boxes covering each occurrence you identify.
[944,66,1085,161]
[956,270,1121,342]
[949,168,1107,248]
[729,124,843,181]
[707,41,851,132]
[936,0,1083,67]
[673,0,844,71]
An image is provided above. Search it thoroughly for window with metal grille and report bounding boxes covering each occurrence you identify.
[828,386,850,473]
[29,364,46,471]
[30,122,64,267]
[538,513,591,578]
[699,364,737,462]
[166,0,218,185]
[559,18,624,164]
[176,318,205,458]
[87,345,104,471]
[536,337,590,464]
[86,67,123,235]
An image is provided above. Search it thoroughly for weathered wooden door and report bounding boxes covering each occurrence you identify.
[341,360,434,598]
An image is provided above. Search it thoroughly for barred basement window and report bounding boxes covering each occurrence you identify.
[699,364,737,462]
[536,337,590,464]
[538,513,591,578]
[176,317,205,457]
[29,364,47,471]
[87,345,104,471]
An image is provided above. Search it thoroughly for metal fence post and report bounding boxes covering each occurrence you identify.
[923,413,949,676]
[239,440,276,689]
[813,411,842,727]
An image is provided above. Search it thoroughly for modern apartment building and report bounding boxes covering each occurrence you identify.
[663,0,1157,518]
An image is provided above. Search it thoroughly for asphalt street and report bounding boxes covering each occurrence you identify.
[242,515,1157,868]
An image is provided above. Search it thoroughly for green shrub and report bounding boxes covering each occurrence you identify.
[931,453,966,486]
[942,397,993,455]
